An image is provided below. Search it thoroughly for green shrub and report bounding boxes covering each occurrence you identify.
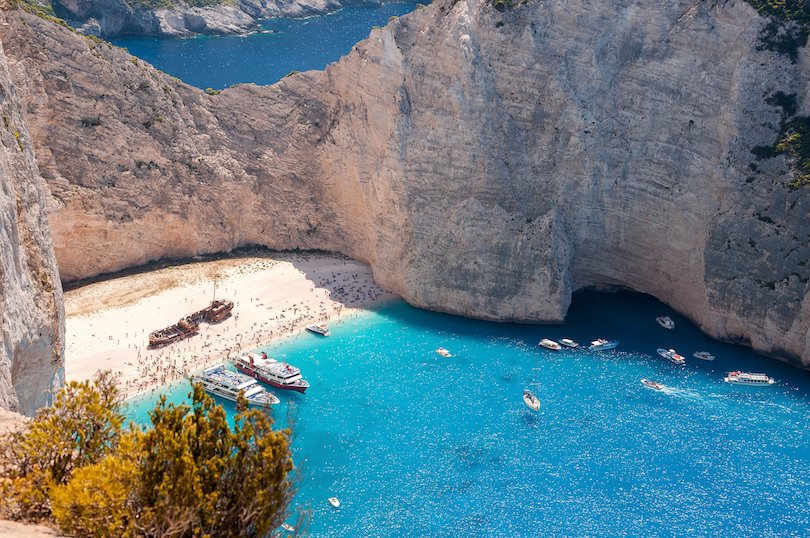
[1,374,304,535]
[0,371,124,522]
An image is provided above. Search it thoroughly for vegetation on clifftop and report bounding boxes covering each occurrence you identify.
[745,0,810,62]
[751,92,810,189]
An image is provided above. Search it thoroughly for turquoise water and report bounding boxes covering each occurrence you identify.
[127,290,810,536]
[109,4,418,90]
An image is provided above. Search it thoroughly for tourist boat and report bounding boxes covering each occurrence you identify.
[281,523,294,532]
[328,497,340,508]
[693,351,715,361]
[641,379,663,390]
[724,371,775,386]
[306,323,331,336]
[656,315,675,329]
[523,389,541,412]
[194,363,280,408]
[436,347,452,357]
[234,352,309,393]
[560,339,579,348]
[656,348,686,365]
[539,338,562,351]
[589,339,619,351]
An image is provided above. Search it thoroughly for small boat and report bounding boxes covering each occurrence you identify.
[693,351,715,361]
[195,363,280,408]
[306,323,331,336]
[281,523,294,532]
[656,316,675,330]
[589,339,619,351]
[523,389,540,412]
[235,352,309,393]
[724,371,775,386]
[641,379,663,390]
[539,338,562,351]
[560,339,579,348]
[328,497,340,508]
[656,348,686,365]
[436,347,451,357]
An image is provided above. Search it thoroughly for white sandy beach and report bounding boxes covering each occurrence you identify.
[64,251,398,398]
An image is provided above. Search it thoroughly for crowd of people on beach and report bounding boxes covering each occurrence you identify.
[112,268,396,398]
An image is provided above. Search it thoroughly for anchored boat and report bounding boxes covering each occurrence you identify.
[194,363,279,408]
[234,352,309,393]
[589,339,619,351]
[539,339,562,351]
[656,316,675,330]
[724,371,775,386]
[306,323,331,336]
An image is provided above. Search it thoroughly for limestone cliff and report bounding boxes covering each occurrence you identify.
[1,0,810,370]
[49,0,382,38]
[0,14,64,415]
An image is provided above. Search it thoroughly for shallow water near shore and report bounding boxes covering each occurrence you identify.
[127,290,810,537]
[109,3,418,90]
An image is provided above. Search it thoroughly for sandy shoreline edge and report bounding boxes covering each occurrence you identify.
[64,251,399,400]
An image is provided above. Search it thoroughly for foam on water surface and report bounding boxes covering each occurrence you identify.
[127,291,810,536]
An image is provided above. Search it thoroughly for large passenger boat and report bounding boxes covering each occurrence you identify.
[656,348,686,365]
[194,363,280,408]
[724,371,775,386]
[234,352,309,393]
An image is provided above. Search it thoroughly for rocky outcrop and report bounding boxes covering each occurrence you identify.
[1,0,810,369]
[0,15,64,415]
[52,0,381,38]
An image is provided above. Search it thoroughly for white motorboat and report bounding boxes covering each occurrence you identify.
[539,339,562,351]
[306,323,331,336]
[560,339,579,348]
[235,352,309,393]
[589,339,619,351]
[523,389,540,413]
[436,347,452,357]
[656,316,675,329]
[281,523,294,532]
[693,351,715,361]
[656,348,686,365]
[724,371,775,386]
[328,497,340,508]
[641,379,663,390]
[194,363,280,408]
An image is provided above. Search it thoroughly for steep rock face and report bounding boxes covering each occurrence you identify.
[2,0,809,367]
[0,14,65,415]
[53,0,381,38]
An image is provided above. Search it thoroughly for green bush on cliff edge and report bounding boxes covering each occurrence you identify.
[745,0,810,62]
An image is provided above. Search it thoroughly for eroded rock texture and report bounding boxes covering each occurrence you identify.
[0,15,64,415]
[53,0,382,38]
[1,0,809,368]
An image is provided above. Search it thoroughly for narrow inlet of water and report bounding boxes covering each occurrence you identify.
[109,3,419,90]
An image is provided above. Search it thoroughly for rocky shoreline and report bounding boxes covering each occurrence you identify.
[51,0,384,38]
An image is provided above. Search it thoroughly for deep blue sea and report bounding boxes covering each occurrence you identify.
[109,3,418,90]
[127,290,810,537]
